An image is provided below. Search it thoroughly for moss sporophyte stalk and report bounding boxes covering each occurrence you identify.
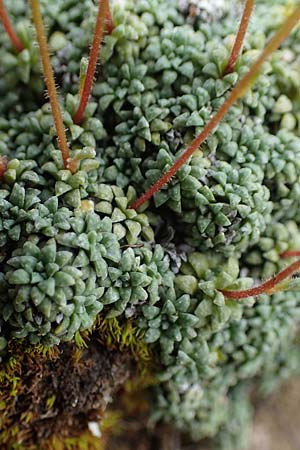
[2,0,300,449]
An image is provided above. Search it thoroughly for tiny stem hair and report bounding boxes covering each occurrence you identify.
[73,0,110,125]
[131,6,300,210]
[220,259,300,300]
[30,0,72,172]
[224,0,254,75]
[0,0,24,53]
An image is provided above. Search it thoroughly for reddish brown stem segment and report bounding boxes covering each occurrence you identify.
[106,4,114,35]
[220,260,300,300]
[0,156,8,178]
[73,0,110,125]
[30,0,72,171]
[224,0,254,75]
[281,250,300,258]
[131,6,300,210]
[0,0,24,52]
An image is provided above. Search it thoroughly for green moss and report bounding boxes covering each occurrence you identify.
[93,316,152,365]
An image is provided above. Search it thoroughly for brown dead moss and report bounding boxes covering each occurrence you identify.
[0,315,157,450]
[0,339,132,449]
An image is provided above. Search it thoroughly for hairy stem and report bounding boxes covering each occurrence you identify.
[73,0,110,125]
[220,260,300,300]
[131,6,300,210]
[0,0,24,52]
[30,0,72,171]
[224,0,254,75]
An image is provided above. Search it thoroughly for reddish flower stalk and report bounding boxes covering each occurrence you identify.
[220,259,300,300]
[106,4,114,35]
[0,0,24,53]
[130,6,300,210]
[73,0,110,125]
[0,156,8,179]
[281,250,300,258]
[224,0,254,75]
[30,0,73,172]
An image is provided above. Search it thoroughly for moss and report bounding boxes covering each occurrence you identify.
[94,316,152,363]
[0,310,157,449]
[0,336,132,449]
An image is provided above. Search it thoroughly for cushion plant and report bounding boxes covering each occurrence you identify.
[1,0,300,449]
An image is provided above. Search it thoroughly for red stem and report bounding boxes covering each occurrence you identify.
[220,259,300,300]
[281,250,300,258]
[0,0,24,53]
[106,5,114,35]
[73,0,110,125]
[0,156,8,178]
[224,0,254,75]
[30,0,72,172]
[130,7,300,210]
